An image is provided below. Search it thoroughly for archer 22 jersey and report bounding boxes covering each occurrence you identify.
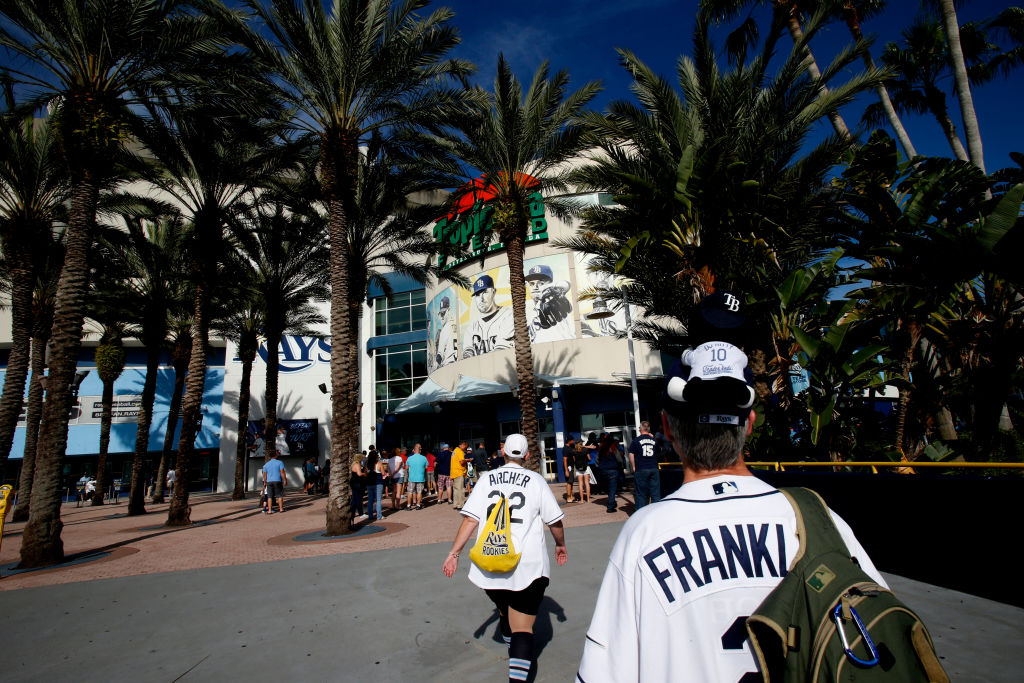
[577,474,886,683]
[462,305,515,358]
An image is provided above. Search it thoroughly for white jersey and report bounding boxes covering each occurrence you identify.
[435,319,458,366]
[577,474,885,683]
[461,463,564,591]
[462,305,514,358]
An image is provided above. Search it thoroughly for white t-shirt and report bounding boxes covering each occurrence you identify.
[461,463,564,591]
[577,474,886,683]
[389,455,405,481]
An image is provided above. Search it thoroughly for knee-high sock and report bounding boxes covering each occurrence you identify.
[509,632,532,682]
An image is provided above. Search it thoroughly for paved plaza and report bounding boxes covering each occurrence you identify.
[1,487,1022,681]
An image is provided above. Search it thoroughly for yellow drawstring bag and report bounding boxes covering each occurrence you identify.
[469,493,521,572]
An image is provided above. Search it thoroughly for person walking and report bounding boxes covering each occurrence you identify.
[365,450,384,521]
[577,342,887,682]
[350,453,366,518]
[389,447,405,510]
[597,435,621,513]
[436,443,453,504]
[165,467,176,497]
[261,452,286,514]
[442,434,568,683]
[563,435,577,503]
[405,443,428,509]
[628,421,660,510]
[450,440,471,510]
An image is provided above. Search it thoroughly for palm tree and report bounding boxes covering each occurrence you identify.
[0,100,66,480]
[434,56,600,468]
[232,200,329,469]
[566,14,881,451]
[0,0,236,566]
[240,0,471,535]
[215,295,263,500]
[934,0,985,172]
[700,0,852,138]
[9,231,63,523]
[138,101,296,526]
[89,324,126,505]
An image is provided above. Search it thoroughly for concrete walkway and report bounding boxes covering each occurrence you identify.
[1,489,1020,681]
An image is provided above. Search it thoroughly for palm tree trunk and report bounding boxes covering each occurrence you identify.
[11,334,46,523]
[323,138,356,537]
[0,257,35,476]
[779,3,850,139]
[19,174,99,568]
[232,359,253,500]
[263,327,281,458]
[91,378,115,505]
[939,0,986,172]
[840,2,917,158]
[930,96,970,161]
[127,347,161,515]
[505,231,540,472]
[153,333,190,503]
[166,288,210,527]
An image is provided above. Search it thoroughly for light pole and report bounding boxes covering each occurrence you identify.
[586,290,641,435]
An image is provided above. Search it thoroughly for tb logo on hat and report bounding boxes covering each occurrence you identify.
[722,293,740,312]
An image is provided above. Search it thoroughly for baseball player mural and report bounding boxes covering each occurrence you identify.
[428,288,459,371]
[524,259,575,344]
[576,253,628,337]
[461,273,516,358]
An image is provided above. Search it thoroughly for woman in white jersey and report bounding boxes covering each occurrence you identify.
[442,434,568,683]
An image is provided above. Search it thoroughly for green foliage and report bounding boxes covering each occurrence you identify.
[94,342,126,384]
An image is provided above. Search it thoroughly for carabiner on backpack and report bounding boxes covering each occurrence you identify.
[833,602,880,666]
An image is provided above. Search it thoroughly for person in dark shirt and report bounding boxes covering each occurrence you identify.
[629,421,660,510]
[471,441,489,480]
[487,449,504,471]
[435,443,453,504]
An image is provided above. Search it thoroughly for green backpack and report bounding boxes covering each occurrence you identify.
[745,488,949,682]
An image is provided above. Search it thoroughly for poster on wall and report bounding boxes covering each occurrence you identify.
[456,254,576,359]
[246,418,319,459]
[575,253,629,338]
[427,287,459,372]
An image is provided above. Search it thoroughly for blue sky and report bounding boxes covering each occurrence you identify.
[442,0,1020,171]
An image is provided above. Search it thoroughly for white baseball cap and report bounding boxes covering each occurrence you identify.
[503,434,529,458]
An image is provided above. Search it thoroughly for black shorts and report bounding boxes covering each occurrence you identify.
[266,481,284,501]
[484,577,550,617]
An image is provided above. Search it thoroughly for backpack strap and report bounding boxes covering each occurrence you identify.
[778,487,851,570]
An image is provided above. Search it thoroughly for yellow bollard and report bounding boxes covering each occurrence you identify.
[0,484,12,557]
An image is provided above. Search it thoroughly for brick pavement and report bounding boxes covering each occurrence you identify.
[0,483,628,590]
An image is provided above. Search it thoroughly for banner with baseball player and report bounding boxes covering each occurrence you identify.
[456,254,576,359]
[575,253,630,338]
[427,287,460,372]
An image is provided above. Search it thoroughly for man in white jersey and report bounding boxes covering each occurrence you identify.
[462,274,515,358]
[442,434,567,683]
[577,341,886,683]
[434,295,458,367]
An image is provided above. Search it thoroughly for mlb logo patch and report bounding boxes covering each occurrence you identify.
[712,481,738,495]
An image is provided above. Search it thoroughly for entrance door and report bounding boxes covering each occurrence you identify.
[538,432,557,481]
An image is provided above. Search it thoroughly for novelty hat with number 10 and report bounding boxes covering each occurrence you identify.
[663,341,756,425]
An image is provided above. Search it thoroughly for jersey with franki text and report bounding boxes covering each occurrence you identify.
[576,474,886,683]
[462,305,515,358]
[629,433,659,471]
[461,463,564,592]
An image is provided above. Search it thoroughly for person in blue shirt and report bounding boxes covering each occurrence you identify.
[405,443,429,509]
[262,452,287,514]
[628,421,661,510]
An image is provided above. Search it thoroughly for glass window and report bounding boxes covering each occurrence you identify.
[375,309,386,336]
[411,289,425,305]
[391,291,410,307]
[372,289,427,337]
[537,417,554,433]
[412,348,427,377]
[375,354,387,382]
[373,340,429,419]
[388,350,411,379]
[389,380,412,400]
[580,413,602,432]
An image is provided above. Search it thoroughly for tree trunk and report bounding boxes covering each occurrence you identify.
[91,377,115,505]
[841,2,917,158]
[232,358,253,500]
[166,288,210,527]
[19,174,99,568]
[11,334,46,523]
[505,230,540,472]
[892,325,920,456]
[153,332,190,503]
[780,4,851,139]
[323,136,357,537]
[127,347,161,515]
[930,95,970,161]
[0,253,35,478]
[939,0,985,172]
[263,327,281,458]
[936,406,957,441]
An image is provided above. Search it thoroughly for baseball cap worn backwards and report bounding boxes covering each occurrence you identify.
[525,264,553,282]
[503,433,529,458]
[663,341,756,425]
[472,274,495,295]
